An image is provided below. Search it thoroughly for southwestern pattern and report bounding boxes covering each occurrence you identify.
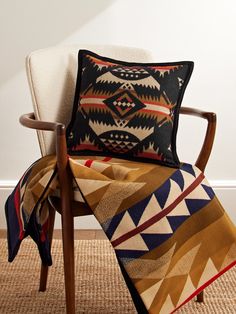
[5,155,236,313]
[66,51,194,167]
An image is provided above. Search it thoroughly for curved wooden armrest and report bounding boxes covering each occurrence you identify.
[19,112,68,180]
[180,107,217,172]
[19,112,65,134]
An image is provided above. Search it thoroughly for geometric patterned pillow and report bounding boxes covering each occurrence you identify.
[66,50,194,167]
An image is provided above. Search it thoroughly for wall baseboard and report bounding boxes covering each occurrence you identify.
[1,180,236,229]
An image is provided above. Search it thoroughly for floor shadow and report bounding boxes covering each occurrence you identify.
[0,0,115,86]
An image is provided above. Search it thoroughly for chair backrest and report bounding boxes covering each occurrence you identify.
[26,45,154,156]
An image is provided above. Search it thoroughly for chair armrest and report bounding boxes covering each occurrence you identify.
[179,107,217,172]
[19,112,65,133]
[19,112,68,184]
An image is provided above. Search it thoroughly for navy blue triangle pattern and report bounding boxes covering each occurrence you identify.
[128,195,153,226]
[167,215,188,232]
[103,210,126,240]
[115,249,149,260]
[141,233,173,251]
[104,163,215,253]
[181,163,196,177]
[103,195,154,239]
[104,164,198,242]
[154,179,171,209]
[201,184,215,199]
[171,169,185,191]
[185,199,210,215]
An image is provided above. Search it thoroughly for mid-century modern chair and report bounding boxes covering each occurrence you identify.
[20,45,216,314]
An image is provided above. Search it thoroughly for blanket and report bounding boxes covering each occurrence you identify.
[5,155,236,313]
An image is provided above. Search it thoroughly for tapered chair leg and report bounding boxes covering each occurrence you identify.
[56,125,75,314]
[196,291,204,302]
[39,203,56,292]
[61,204,75,314]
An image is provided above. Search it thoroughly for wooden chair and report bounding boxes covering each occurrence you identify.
[20,45,216,314]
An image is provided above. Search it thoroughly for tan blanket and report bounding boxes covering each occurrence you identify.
[5,155,236,313]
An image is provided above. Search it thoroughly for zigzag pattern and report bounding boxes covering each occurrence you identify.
[105,164,214,260]
[128,228,236,312]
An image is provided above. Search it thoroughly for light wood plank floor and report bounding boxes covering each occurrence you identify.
[0,229,107,240]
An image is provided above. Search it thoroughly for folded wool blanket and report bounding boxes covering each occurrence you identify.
[5,155,236,313]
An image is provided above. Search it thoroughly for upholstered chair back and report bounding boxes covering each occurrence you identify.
[26,45,153,156]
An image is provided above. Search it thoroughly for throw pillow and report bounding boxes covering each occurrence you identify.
[66,50,194,167]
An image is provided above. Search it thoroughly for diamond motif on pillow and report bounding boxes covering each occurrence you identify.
[104,91,146,118]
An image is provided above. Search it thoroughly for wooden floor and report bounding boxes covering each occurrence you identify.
[0,229,107,240]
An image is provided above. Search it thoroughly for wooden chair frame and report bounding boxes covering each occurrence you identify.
[20,107,217,314]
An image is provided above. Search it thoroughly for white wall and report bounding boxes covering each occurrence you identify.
[1,0,236,228]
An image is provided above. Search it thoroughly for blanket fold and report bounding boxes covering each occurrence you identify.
[5,155,236,313]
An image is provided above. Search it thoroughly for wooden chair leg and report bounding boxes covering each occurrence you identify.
[196,290,204,302]
[61,196,75,314]
[39,203,56,292]
[56,126,75,314]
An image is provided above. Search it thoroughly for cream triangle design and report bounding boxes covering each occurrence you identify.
[140,279,164,310]
[166,199,190,217]
[177,275,196,306]
[180,169,196,190]
[75,178,111,196]
[220,243,236,270]
[115,233,149,251]
[159,294,175,314]
[111,211,136,242]
[142,217,173,234]
[185,183,210,201]
[120,82,135,90]
[201,177,211,188]
[138,194,163,226]
[166,243,201,278]
[197,258,218,288]
[164,179,183,208]
[142,216,173,234]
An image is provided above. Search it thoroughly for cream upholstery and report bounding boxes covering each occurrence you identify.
[26,45,154,156]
